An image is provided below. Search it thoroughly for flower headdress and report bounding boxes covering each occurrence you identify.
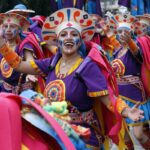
[42,8,95,45]
[107,13,136,34]
[0,13,30,31]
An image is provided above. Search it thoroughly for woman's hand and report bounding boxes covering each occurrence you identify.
[120,30,132,44]
[122,102,144,121]
[26,75,38,83]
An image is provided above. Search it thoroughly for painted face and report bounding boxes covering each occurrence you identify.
[58,28,81,55]
[117,28,130,43]
[2,23,20,40]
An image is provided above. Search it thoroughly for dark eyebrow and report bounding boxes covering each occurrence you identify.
[61,30,67,33]
[70,30,78,34]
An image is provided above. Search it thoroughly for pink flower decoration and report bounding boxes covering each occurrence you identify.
[54,20,59,25]
[80,19,84,23]
[7,18,11,22]
[66,23,73,27]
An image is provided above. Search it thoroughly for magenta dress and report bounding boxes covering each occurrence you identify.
[31,56,108,148]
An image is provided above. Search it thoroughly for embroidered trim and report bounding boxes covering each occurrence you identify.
[0,58,13,78]
[117,75,146,102]
[88,90,108,97]
[44,79,66,101]
[29,60,46,77]
[55,57,83,79]
[69,106,103,146]
[3,81,33,94]
[117,75,141,85]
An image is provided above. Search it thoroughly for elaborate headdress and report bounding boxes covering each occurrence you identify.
[107,13,136,34]
[7,4,35,14]
[0,13,30,31]
[134,14,150,36]
[42,8,95,45]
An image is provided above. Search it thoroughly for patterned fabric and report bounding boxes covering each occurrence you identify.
[44,80,66,102]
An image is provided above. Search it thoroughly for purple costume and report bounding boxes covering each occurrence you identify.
[29,23,43,41]
[31,56,108,148]
[113,48,150,125]
[0,43,34,94]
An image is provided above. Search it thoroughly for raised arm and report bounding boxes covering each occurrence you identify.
[0,37,38,75]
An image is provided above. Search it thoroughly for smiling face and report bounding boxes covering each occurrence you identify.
[58,27,81,56]
[2,23,20,41]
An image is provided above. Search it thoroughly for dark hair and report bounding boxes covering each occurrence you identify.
[78,41,87,58]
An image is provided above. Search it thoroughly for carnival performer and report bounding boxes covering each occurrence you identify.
[7,4,44,41]
[134,14,150,140]
[0,8,144,149]
[0,12,45,94]
[90,13,120,61]
[108,13,150,149]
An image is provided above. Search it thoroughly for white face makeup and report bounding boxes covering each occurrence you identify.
[58,28,81,56]
[117,28,130,43]
[2,23,20,40]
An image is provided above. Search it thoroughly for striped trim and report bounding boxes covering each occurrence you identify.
[88,90,108,97]
[29,60,46,77]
